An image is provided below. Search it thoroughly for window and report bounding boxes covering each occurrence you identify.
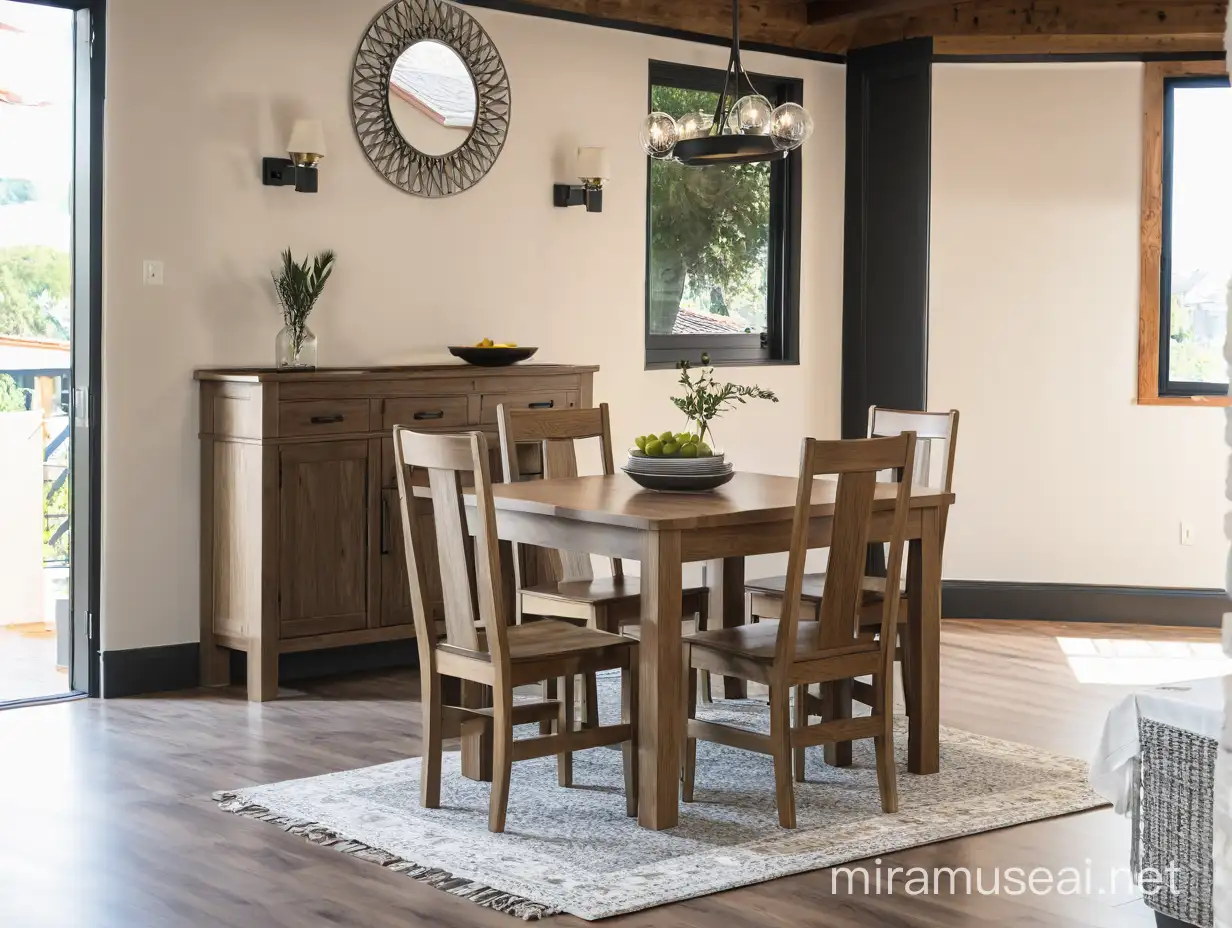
[1138,62,1231,405]
[645,61,801,368]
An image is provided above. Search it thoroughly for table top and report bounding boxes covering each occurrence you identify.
[487,472,954,532]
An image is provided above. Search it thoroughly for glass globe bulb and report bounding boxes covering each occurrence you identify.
[727,95,773,135]
[640,111,679,159]
[770,102,814,151]
[677,111,713,141]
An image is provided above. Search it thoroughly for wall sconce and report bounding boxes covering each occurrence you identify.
[262,119,326,193]
[553,147,609,213]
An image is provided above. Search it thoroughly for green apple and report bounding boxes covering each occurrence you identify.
[696,442,712,457]
[644,439,664,456]
[662,441,680,456]
[658,431,674,443]
[634,435,647,451]
[680,443,698,458]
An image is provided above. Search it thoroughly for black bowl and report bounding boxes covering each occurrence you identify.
[621,467,736,493]
[449,346,538,367]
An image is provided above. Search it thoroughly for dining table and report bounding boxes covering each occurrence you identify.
[450,470,954,830]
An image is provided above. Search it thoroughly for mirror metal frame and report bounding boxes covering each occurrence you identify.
[352,0,510,197]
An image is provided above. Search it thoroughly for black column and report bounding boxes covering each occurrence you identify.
[841,38,932,438]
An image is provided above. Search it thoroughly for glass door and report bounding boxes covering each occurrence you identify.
[0,0,99,704]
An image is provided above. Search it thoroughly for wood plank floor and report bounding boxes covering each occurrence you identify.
[0,620,1222,928]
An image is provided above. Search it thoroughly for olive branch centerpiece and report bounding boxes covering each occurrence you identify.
[670,357,779,448]
[272,248,335,367]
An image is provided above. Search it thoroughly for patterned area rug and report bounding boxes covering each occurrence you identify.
[215,677,1105,921]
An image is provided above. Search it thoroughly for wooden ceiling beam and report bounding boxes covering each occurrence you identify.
[850,0,1228,53]
[806,0,946,26]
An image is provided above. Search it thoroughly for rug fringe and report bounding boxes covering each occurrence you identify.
[212,791,559,921]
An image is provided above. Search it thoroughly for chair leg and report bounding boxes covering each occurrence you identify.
[420,669,444,809]
[682,648,698,803]
[899,621,917,720]
[621,659,638,817]
[540,677,557,736]
[792,684,808,783]
[872,670,899,814]
[769,683,796,828]
[694,607,712,705]
[489,685,514,833]
[823,679,853,767]
[583,672,600,731]
[557,673,575,788]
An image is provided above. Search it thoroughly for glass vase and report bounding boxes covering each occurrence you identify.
[275,324,317,369]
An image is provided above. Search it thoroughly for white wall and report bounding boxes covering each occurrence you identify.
[930,63,1226,590]
[100,0,845,651]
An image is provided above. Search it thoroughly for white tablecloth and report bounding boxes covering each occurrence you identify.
[1090,675,1227,814]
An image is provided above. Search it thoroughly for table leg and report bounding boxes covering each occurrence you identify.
[907,507,941,775]
[639,530,683,830]
[460,681,493,782]
[706,556,748,700]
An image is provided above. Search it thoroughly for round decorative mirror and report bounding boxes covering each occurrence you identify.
[352,0,510,197]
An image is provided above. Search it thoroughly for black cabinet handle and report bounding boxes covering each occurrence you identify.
[310,414,345,424]
[413,410,445,420]
[528,400,555,409]
[380,495,391,555]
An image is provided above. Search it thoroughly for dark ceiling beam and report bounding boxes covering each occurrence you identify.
[807,0,942,25]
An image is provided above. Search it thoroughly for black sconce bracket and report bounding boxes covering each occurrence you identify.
[553,183,603,213]
[262,157,319,193]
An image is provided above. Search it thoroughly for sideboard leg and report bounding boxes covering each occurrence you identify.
[247,640,278,701]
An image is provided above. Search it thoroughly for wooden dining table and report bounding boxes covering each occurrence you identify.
[451,471,953,830]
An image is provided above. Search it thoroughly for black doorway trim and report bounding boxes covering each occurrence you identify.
[456,0,846,63]
[841,38,933,438]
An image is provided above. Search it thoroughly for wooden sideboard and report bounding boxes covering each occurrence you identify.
[196,363,597,701]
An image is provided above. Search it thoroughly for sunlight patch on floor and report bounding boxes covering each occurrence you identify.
[1056,636,1232,685]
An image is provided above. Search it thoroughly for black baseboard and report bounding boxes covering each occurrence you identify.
[101,639,421,698]
[943,581,1228,628]
[101,643,200,698]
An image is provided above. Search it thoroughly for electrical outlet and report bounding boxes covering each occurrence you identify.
[1179,522,1194,546]
[142,260,164,286]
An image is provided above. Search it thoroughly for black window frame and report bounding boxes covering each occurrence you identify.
[1158,73,1231,399]
[644,60,802,369]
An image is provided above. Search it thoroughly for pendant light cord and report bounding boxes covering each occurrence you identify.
[710,0,762,137]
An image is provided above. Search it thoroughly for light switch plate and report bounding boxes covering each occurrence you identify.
[142,260,164,286]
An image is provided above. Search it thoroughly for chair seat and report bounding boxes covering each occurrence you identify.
[522,575,708,606]
[684,620,879,663]
[444,618,635,664]
[746,573,907,602]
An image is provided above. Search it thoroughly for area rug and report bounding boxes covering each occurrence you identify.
[214,677,1106,921]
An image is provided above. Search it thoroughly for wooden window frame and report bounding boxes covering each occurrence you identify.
[1137,59,1231,407]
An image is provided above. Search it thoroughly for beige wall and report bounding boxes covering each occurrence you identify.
[100,0,845,651]
[930,63,1226,590]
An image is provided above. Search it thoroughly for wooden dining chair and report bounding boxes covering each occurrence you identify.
[683,433,917,828]
[393,425,639,832]
[743,407,958,718]
[496,402,710,725]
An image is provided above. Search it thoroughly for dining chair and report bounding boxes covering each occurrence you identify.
[392,425,638,832]
[682,433,917,827]
[496,402,710,725]
[743,407,958,718]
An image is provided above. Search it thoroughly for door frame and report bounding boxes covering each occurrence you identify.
[9,0,105,699]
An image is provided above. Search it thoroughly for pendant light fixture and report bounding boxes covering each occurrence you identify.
[639,0,813,166]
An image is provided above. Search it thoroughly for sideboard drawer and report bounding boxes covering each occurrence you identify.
[480,391,573,424]
[280,399,372,437]
[383,395,469,431]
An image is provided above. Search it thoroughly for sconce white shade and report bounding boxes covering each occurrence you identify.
[575,146,610,181]
[288,119,327,160]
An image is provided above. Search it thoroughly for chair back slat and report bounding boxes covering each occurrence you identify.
[868,406,959,544]
[496,403,622,587]
[394,427,510,669]
[773,435,917,665]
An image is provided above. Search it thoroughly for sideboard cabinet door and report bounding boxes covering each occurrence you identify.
[279,440,370,638]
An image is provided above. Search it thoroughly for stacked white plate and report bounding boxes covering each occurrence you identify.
[625,451,731,475]
[622,451,734,491]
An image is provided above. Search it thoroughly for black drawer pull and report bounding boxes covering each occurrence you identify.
[413,410,445,420]
[309,414,345,425]
[528,400,555,409]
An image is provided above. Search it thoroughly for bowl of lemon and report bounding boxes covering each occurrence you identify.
[623,430,734,492]
[449,339,538,367]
